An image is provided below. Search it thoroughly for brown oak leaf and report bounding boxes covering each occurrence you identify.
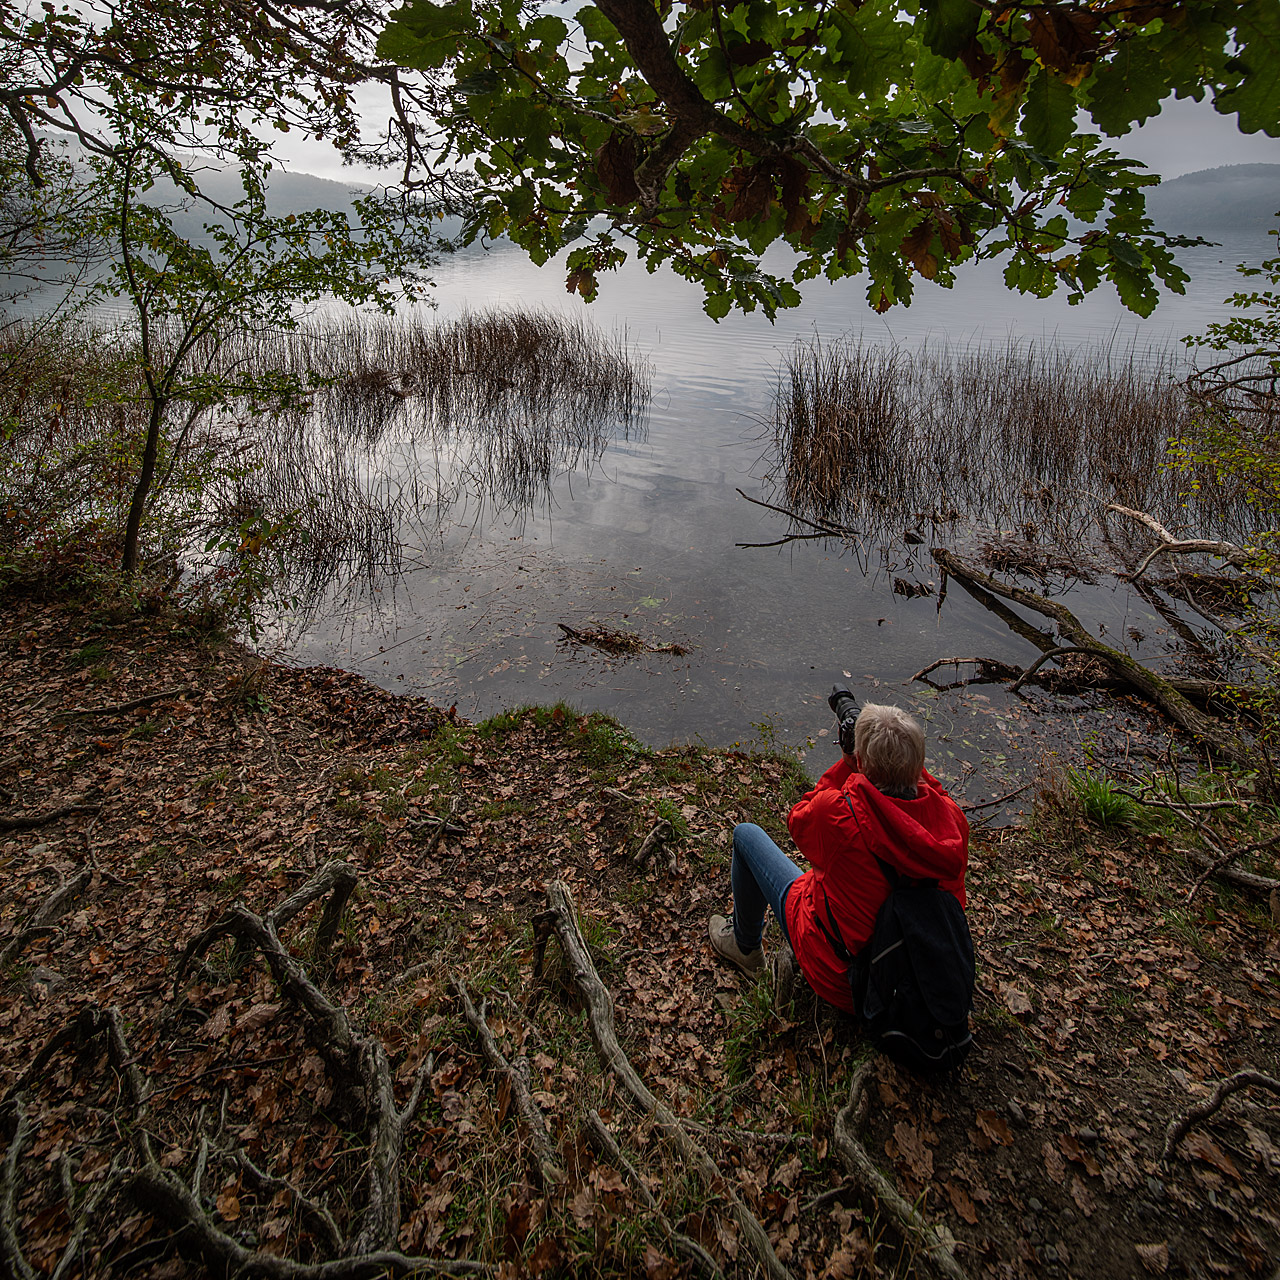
[945,1181,979,1225]
[1042,1139,1067,1184]
[893,1121,935,1182]
[976,1110,1014,1147]
[1059,1133,1102,1177]
[1183,1132,1241,1180]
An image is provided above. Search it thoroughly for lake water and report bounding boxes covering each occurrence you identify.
[281,233,1272,806]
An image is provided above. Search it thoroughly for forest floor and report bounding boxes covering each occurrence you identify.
[2,583,1279,1280]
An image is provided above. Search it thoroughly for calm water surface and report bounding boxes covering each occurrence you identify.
[282,236,1271,804]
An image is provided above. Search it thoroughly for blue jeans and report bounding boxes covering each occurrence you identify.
[731,823,801,952]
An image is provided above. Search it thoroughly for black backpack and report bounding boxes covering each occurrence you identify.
[818,855,975,1075]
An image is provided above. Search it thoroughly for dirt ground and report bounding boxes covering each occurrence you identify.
[2,587,1279,1280]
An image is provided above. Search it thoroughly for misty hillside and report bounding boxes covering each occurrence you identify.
[1146,163,1280,237]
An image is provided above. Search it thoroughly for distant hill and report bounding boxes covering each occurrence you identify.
[151,166,374,243]
[1146,164,1280,237]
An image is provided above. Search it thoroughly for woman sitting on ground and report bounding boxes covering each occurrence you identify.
[708,702,969,1013]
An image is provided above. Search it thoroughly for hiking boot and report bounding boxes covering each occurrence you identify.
[771,942,797,1013]
[708,914,764,976]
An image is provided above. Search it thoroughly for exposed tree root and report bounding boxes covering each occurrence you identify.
[633,818,675,868]
[1162,1070,1280,1163]
[455,977,566,1189]
[5,885,496,1280]
[0,802,101,832]
[932,548,1252,767]
[535,880,795,1280]
[171,862,434,1261]
[1,1093,124,1280]
[0,863,94,968]
[234,1148,345,1254]
[832,1062,968,1280]
[67,684,201,718]
[584,1109,724,1280]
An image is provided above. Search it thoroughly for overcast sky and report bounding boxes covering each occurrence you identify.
[1117,95,1280,176]
[277,91,1280,186]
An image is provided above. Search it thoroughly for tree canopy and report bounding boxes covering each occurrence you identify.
[380,0,1280,318]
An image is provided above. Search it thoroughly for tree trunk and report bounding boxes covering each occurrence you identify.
[121,397,165,577]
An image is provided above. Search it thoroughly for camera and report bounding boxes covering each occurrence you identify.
[827,685,859,755]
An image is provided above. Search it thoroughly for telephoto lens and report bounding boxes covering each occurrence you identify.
[827,685,859,722]
[828,685,859,755]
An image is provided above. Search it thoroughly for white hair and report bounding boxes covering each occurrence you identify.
[854,703,925,790]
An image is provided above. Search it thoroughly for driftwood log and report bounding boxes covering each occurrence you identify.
[534,880,795,1280]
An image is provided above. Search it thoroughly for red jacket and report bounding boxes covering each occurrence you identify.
[783,758,969,1014]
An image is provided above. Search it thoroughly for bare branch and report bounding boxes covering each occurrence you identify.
[0,803,100,832]
[63,685,199,719]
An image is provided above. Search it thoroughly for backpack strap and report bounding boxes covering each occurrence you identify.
[815,885,855,965]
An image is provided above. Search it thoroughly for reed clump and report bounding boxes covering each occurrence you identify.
[2,307,651,617]
[771,336,1237,543]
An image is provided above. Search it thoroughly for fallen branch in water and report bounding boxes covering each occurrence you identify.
[1162,1070,1280,1163]
[909,656,1021,689]
[535,881,795,1280]
[832,1062,967,1280]
[735,488,857,538]
[959,781,1034,814]
[1106,503,1251,579]
[932,548,1252,767]
[558,623,688,657]
[1007,646,1098,694]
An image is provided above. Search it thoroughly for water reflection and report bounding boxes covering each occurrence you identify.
[202,308,651,622]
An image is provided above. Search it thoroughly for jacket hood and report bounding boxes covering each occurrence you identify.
[841,771,969,882]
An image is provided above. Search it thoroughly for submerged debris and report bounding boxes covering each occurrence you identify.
[557,622,689,656]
